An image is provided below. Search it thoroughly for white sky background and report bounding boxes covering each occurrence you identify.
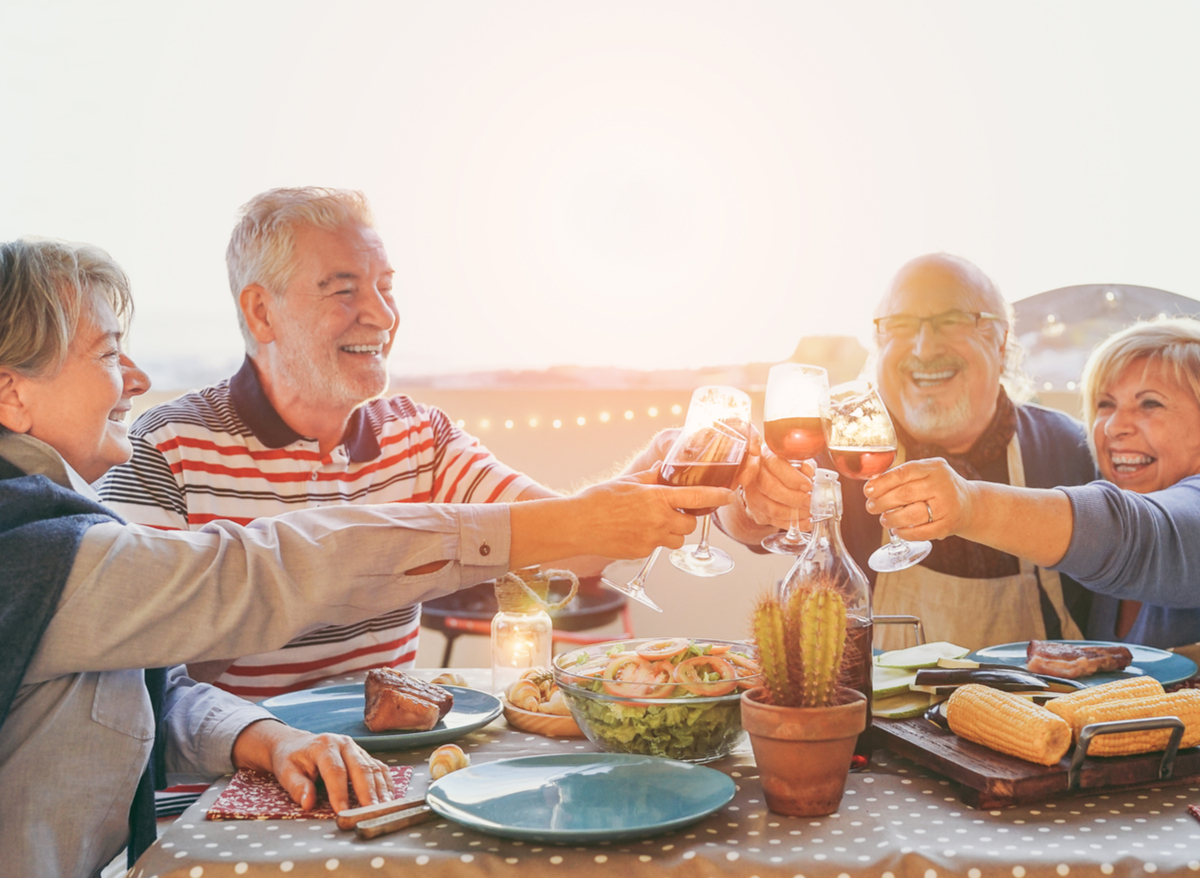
[4,1,1200,383]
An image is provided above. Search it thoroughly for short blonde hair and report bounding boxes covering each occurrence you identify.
[225,188,375,350]
[0,237,133,379]
[1081,316,1200,453]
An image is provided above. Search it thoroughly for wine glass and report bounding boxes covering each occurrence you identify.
[823,380,932,573]
[665,385,752,577]
[760,363,829,554]
[599,386,750,603]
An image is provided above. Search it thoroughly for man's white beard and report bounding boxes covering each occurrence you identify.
[898,393,974,445]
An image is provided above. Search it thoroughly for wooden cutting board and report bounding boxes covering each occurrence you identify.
[874,717,1200,808]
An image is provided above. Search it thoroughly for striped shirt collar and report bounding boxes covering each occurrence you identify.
[229,356,383,463]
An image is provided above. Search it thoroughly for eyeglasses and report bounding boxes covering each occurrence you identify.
[874,310,1005,339]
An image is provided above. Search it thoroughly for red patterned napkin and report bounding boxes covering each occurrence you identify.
[206,765,412,821]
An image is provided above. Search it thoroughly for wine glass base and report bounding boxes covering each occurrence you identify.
[868,539,933,574]
[760,531,810,555]
[668,545,735,577]
[598,577,664,612]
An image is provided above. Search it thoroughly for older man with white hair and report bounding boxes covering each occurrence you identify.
[725,253,1098,650]
[99,187,669,698]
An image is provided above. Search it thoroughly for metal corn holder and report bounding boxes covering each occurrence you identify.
[1066,715,1186,790]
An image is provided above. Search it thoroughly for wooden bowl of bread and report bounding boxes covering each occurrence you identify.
[502,668,583,737]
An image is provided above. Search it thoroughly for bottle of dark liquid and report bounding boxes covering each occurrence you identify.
[779,468,874,770]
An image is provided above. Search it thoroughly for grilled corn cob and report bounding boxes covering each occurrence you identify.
[1072,690,1200,756]
[945,684,1072,765]
[1044,676,1164,733]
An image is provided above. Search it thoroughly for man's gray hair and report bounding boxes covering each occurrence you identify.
[0,237,133,379]
[226,187,375,351]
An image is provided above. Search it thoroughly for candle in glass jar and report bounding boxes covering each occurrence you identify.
[490,607,552,696]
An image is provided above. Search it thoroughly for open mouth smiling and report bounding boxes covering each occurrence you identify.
[1109,451,1155,474]
[910,368,958,388]
[340,344,385,355]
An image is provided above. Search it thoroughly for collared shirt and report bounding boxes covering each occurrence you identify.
[98,357,534,697]
[0,432,512,876]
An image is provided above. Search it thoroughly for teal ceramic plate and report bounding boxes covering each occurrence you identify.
[426,753,735,843]
[261,684,501,752]
[969,640,1197,687]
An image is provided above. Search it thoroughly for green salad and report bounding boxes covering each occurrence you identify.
[555,638,762,762]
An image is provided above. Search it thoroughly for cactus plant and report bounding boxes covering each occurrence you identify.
[750,577,847,708]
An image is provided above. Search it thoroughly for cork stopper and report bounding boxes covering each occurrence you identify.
[494,566,579,614]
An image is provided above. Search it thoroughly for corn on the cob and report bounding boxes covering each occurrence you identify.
[1072,690,1200,756]
[1044,676,1164,732]
[946,684,1072,765]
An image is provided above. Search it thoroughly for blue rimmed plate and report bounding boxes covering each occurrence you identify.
[261,684,501,752]
[426,753,735,843]
[969,640,1197,687]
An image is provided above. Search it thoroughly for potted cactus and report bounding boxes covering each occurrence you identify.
[741,579,868,817]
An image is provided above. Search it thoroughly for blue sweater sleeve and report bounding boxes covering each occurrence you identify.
[1055,476,1200,607]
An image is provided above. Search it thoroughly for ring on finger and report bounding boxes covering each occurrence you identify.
[924,501,934,524]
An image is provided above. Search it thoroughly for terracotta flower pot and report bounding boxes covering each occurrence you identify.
[740,686,868,817]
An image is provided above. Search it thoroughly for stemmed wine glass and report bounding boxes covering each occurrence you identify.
[823,380,932,573]
[600,386,750,604]
[665,386,752,576]
[760,363,829,554]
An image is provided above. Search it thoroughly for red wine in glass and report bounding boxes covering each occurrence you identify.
[827,445,896,481]
[763,416,826,463]
[658,461,742,516]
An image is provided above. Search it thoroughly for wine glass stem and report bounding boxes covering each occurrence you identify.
[692,516,715,560]
[628,547,662,588]
[783,506,804,541]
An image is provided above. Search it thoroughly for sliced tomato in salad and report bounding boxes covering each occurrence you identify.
[602,654,677,698]
[724,651,763,689]
[673,655,738,696]
[635,638,690,662]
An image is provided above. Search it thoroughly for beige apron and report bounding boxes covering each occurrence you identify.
[873,436,1085,651]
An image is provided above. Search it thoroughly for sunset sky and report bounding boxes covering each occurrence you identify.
[4,1,1200,384]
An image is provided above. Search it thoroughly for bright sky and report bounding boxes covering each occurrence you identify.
[4,1,1200,382]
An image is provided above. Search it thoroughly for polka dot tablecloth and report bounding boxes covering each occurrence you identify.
[133,670,1200,878]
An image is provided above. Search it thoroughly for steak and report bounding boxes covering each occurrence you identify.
[1025,640,1133,679]
[363,668,454,733]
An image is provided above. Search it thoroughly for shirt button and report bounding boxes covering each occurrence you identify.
[480,543,491,556]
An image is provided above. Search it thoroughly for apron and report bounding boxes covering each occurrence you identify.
[873,435,1085,651]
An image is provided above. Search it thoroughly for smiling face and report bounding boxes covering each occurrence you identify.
[12,295,150,482]
[874,256,1007,454]
[263,223,398,411]
[1092,357,1200,493]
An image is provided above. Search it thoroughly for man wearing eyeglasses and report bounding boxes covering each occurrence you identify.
[733,253,1097,650]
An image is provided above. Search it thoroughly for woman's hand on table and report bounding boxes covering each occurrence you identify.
[231,719,395,812]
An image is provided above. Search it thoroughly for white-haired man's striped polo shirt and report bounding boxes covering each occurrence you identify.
[98,357,535,699]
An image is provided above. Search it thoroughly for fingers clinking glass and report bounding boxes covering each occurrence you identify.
[823,380,932,573]
[760,363,828,554]
[598,385,751,607]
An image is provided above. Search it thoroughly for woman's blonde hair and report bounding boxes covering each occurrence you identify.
[1081,316,1200,453]
[0,237,133,379]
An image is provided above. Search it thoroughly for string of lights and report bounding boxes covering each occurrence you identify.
[454,403,686,432]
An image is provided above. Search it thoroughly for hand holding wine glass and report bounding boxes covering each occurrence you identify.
[760,363,829,554]
[823,380,932,573]
[598,386,750,604]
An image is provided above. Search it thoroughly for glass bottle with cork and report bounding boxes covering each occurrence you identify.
[779,468,874,768]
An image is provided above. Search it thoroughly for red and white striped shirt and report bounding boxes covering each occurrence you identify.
[98,357,534,699]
